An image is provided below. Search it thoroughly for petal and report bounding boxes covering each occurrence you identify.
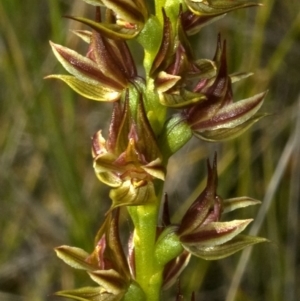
[180,219,253,247]
[182,234,268,260]
[45,75,121,101]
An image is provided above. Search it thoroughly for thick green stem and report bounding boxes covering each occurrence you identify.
[127,188,164,301]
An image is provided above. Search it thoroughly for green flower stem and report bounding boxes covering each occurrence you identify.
[127,195,163,301]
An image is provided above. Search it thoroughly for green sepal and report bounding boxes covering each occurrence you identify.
[158,115,193,160]
[45,75,121,101]
[55,286,123,301]
[155,225,183,266]
[182,234,268,260]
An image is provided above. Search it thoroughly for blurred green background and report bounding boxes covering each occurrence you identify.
[0,1,299,300]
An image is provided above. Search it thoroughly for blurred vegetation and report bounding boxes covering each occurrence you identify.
[0,1,299,301]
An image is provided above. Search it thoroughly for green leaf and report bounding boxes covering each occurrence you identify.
[155,226,183,266]
[54,246,95,270]
[182,234,268,260]
[158,115,193,160]
[223,197,261,213]
[55,286,123,301]
[122,281,146,301]
[45,75,121,101]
